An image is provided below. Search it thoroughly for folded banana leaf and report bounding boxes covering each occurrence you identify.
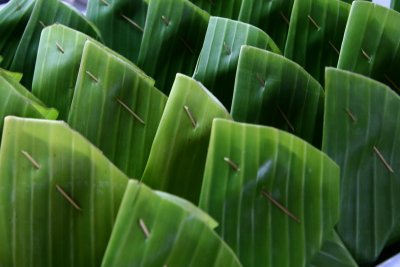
[309,231,358,267]
[238,0,294,51]
[199,119,340,267]
[231,46,324,147]
[337,1,400,94]
[193,17,280,109]
[101,180,242,267]
[137,0,210,94]
[189,0,243,19]
[86,0,148,62]
[68,39,166,180]
[284,0,350,83]
[322,68,400,264]
[10,0,102,88]
[0,0,34,69]
[0,116,129,267]
[141,74,230,203]
[0,69,58,138]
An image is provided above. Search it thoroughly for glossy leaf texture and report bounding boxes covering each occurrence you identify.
[284,0,350,83]
[141,74,231,203]
[0,69,58,138]
[309,231,358,267]
[199,119,340,267]
[337,1,400,94]
[231,46,324,147]
[0,116,129,267]
[238,0,294,51]
[32,24,94,120]
[193,17,280,109]
[137,0,210,94]
[68,40,166,180]
[102,180,242,267]
[0,0,34,69]
[10,0,102,88]
[322,68,400,264]
[189,0,243,18]
[86,0,148,63]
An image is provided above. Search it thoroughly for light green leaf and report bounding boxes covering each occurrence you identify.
[101,180,242,267]
[0,70,58,137]
[86,0,148,62]
[337,1,400,94]
[141,74,231,203]
[137,0,210,94]
[284,0,350,83]
[0,0,34,69]
[0,116,129,267]
[238,0,294,51]
[2,69,23,82]
[189,0,243,18]
[322,68,400,264]
[10,0,102,88]
[193,17,280,109]
[231,46,324,147]
[309,231,358,267]
[199,119,340,267]
[68,39,166,180]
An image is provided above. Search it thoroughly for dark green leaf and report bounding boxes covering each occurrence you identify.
[199,119,340,267]
[189,0,243,19]
[193,17,280,109]
[322,68,400,264]
[137,0,210,94]
[141,74,230,203]
[231,46,324,147]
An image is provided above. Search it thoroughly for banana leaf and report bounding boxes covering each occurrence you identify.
[0,69,58,138]
[0,0,34,69]
[2,68,23,82]
[284,0,350,83]
[309,231,358,267]
[231,46,324,147]
[86,0,148,63]
[193,17,280,109]
[101,180,242,267]
[337,1,400,94]
[322,68,400,264]
[10,0,102,88]
[199,119,340,267]
[238,0,294,51]
[141,74,230,203]
[137,0,210,94]
[0,116,129,267]
[68,39,166,180]
[188,0,243,19]
[32,24,94,120]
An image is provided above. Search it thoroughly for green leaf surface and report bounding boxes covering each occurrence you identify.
[284,0,350,83]
[309,231,358,267]
[322,68,400,264]
[86,0,148,62]
[101,180,242,267]
[199,119,340,267]
[0,0,34,69]
[337,1,400,94]
[0,70,58,137]
[188,0,243,18]
[238,0,294,51]
[68,40,166,180]
[392,0,400,11]
[141,74,231,203]
[137,0,210,94]
[193,17,280,109]
[0,116,129,267]
[231,46,324,147]
[10,0,102,88]
[32,24,95,120]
